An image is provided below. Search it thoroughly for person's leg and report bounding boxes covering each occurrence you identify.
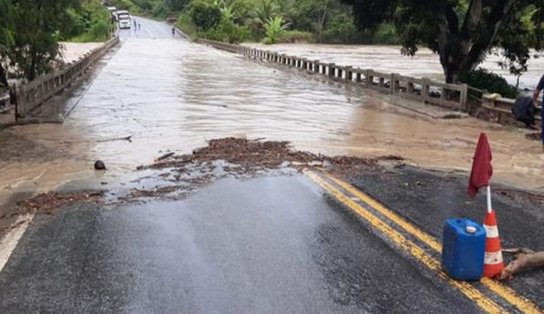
[541,102,544,152]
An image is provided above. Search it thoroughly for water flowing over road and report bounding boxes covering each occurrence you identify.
[1,18,543,209]
[1,17,544,314]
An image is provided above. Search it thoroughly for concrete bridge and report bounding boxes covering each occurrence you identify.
[0,17,542,314]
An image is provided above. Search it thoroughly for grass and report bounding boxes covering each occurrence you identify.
[175,13,198,39]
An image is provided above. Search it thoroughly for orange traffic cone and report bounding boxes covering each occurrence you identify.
[483,209,504,278]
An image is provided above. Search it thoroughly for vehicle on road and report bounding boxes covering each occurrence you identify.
[117,10,131,29]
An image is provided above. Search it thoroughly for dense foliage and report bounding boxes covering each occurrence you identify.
[0,0,14,87]
[67,0,113,42]
[118,0,374,45]
[0,0,113,85]
[459,69,518,99]
[340,0,544,83]
[0,0,80,83]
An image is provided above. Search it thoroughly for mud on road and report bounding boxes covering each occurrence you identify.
[1,137,544,312]
[3,137,543,245]
[0,137,403,237]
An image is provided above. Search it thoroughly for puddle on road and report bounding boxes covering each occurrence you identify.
[1,38,543,209]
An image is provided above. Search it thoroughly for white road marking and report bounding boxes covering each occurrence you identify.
[0,214,34,272]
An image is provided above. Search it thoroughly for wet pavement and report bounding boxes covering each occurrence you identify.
[0,17,543,314]
[349,165,544,307]
[0,176,484,313]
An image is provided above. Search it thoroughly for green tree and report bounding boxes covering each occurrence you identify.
[188,0,221,31]
[166,0,189,11]
[253,0,280,29]
[1,0,79,82]
[341,0,544,83]
[66,0,112,42]
[0,0,14,87]
[263,16,289,44]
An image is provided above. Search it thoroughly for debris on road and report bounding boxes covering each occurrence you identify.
[494,188,544,206]
[156,152,175,162]
[121,137,404,203]
[13,191,103,216]
[94,160,106,170]
[525,132,542,141]
[501,248,544,280]
[121,185,182,200]
[138,137,403,177]
[97,135,133,143]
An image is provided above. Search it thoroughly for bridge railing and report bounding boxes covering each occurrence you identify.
[481,95,542,126]
[15,36,120,121]
[197,39,469,111]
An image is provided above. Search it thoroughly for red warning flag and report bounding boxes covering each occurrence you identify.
[468,133,493,199]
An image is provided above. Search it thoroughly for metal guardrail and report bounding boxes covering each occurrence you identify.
[197,39,469,111]
[15,36,120,121]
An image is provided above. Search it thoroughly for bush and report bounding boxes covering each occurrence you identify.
[263,16,289,45]
[203,18,250,44]
[176,13,197,39]
[109,0,141,14]
[151,2,170,18]
[372,23,400,45]
[187,0,221,31]
[458,69,519,99]
[321,12,358,44]
[68,0,112,43]
[280,30,314,43]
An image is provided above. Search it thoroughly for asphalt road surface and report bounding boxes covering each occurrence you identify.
[0,176,485,313]
[118,17,179,40]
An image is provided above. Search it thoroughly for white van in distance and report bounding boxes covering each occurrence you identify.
[117,10,131,29]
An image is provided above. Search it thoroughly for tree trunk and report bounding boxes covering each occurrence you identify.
[437,0,516,84]
[28,53,36,82]
[317,0,330,43]
[0,63,8,88]
[442,57,461,84]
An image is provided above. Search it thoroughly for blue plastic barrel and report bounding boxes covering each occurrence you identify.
[441,218,486,281]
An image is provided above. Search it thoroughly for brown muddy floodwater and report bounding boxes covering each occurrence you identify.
[248,43,544,92]
[1,32,543,208]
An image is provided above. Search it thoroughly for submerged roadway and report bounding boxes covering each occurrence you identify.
[0,17,542,314]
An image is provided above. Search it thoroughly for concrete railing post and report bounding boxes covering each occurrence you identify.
[390,74,397,94]
[346,66,353,82]
[356,71,362,83]
[407,81,415,94]
[460,83,468,110]
[422,78,430,101]
[329,64,336,79]
[367,70,374,88]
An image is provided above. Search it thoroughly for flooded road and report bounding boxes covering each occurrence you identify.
[1,17,543,210]
[248,43,544,92]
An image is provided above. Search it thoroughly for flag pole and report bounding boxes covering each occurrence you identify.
[486,185,492,214]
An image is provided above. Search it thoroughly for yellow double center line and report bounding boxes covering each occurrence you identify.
[305,170,541,314]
